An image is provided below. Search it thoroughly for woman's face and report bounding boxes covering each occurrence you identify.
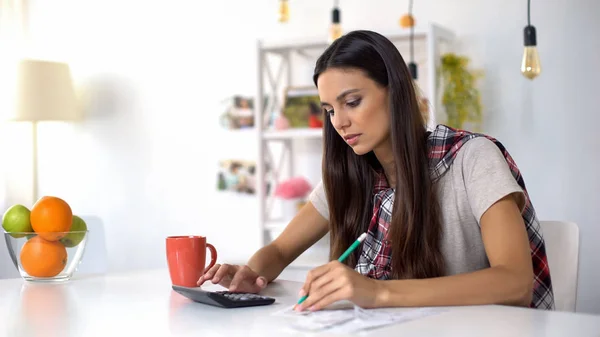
[317,67,391,156]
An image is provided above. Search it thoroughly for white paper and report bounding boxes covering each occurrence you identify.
[271,305,313,317]
[277,305,447,333]
[329,306,447,333]
[289,310,356,331]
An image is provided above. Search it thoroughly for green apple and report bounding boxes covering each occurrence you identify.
[2,204,32,238]
[60,215,87,247]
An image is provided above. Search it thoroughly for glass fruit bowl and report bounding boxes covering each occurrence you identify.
[3,230,89,282]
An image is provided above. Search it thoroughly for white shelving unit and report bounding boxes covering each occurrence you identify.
[253,23,456,268]
[263,128,323,140]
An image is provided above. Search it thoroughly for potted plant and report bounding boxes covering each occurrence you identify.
[438,53,483,130]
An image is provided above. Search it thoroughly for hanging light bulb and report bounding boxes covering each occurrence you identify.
[408,62,418,80]
[521,0,541,79]
[329,1,342,43]
[278,0,289,23]
[521,26,540,79]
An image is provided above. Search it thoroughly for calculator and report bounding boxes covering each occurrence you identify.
[172,285,276,308]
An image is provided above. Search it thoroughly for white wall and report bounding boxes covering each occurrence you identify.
[1,0,598,313]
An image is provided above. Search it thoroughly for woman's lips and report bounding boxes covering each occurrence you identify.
[344,134,361,145]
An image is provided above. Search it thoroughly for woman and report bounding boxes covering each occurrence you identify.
[199,30,555,311]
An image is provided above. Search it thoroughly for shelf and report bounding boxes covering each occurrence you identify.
[259,24,455,53]
[218,128,255,135]
[262,128,323,140]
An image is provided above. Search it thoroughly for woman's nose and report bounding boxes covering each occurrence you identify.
[331,111,350,130]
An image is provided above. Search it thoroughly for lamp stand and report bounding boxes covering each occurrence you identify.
[32,120,39,204]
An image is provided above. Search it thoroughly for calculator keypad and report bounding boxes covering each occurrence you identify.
[216,291,270,301]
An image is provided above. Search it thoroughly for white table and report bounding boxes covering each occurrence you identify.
[0,269,599,337]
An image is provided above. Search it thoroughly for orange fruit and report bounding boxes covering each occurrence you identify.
[30,196,73,241]
[20,236,67,277]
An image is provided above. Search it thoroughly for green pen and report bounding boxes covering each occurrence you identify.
[296,232,368,306]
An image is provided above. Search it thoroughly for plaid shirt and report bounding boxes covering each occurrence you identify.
[354,124,555,310]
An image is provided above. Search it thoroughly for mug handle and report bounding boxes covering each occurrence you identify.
[204,243,218,272]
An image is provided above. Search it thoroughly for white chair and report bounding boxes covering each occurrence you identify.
[539,220,580,312]
[76,215,109,275]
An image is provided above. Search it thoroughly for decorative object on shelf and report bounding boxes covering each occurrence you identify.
[274,115,290,130]
[521,0,541,80]
[329,0,342,43]
[274,177,312,218]
[278,0,289,23]
[219,96,267,129]
[274,176,312,199]
[281,86,323,128]
[309,110,324,128]
[439,53,483,130]
[217,159,262,194]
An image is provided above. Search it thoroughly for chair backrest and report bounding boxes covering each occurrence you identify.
[76,215,109,275]
[539,220,580,312]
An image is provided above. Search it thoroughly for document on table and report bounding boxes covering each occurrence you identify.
[272,304,447,333]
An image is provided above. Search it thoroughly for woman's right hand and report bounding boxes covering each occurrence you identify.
[197,264,268,293]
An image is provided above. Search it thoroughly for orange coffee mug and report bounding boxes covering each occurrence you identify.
[166,236,217,287]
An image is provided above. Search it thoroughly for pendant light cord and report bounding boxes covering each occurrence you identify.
[527,0,531,26]
[409,0,414,63]
[334,0,339,8]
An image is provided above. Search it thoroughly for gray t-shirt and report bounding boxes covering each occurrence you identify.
[309,137,526,276]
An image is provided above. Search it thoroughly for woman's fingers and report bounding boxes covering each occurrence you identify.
[296,276,344,311]
[197,264,221,285]
[197,264,268,293]
[211,264,236,286]
[229,266,264,292]
[299,263,333,298]
[307,267,335,293]
[256,276,267,288]
[303,285,349,312]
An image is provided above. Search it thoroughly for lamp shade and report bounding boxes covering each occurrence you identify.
[10,58,80,122]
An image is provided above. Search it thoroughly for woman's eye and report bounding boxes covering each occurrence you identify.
[347,99,361,108]
[324,109,334,116]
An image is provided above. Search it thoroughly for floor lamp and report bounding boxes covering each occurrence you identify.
[12,58,80,203]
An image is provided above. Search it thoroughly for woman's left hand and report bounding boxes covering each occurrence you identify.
[295,261,382,312]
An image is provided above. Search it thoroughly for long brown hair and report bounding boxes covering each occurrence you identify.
[313,31,444,279]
